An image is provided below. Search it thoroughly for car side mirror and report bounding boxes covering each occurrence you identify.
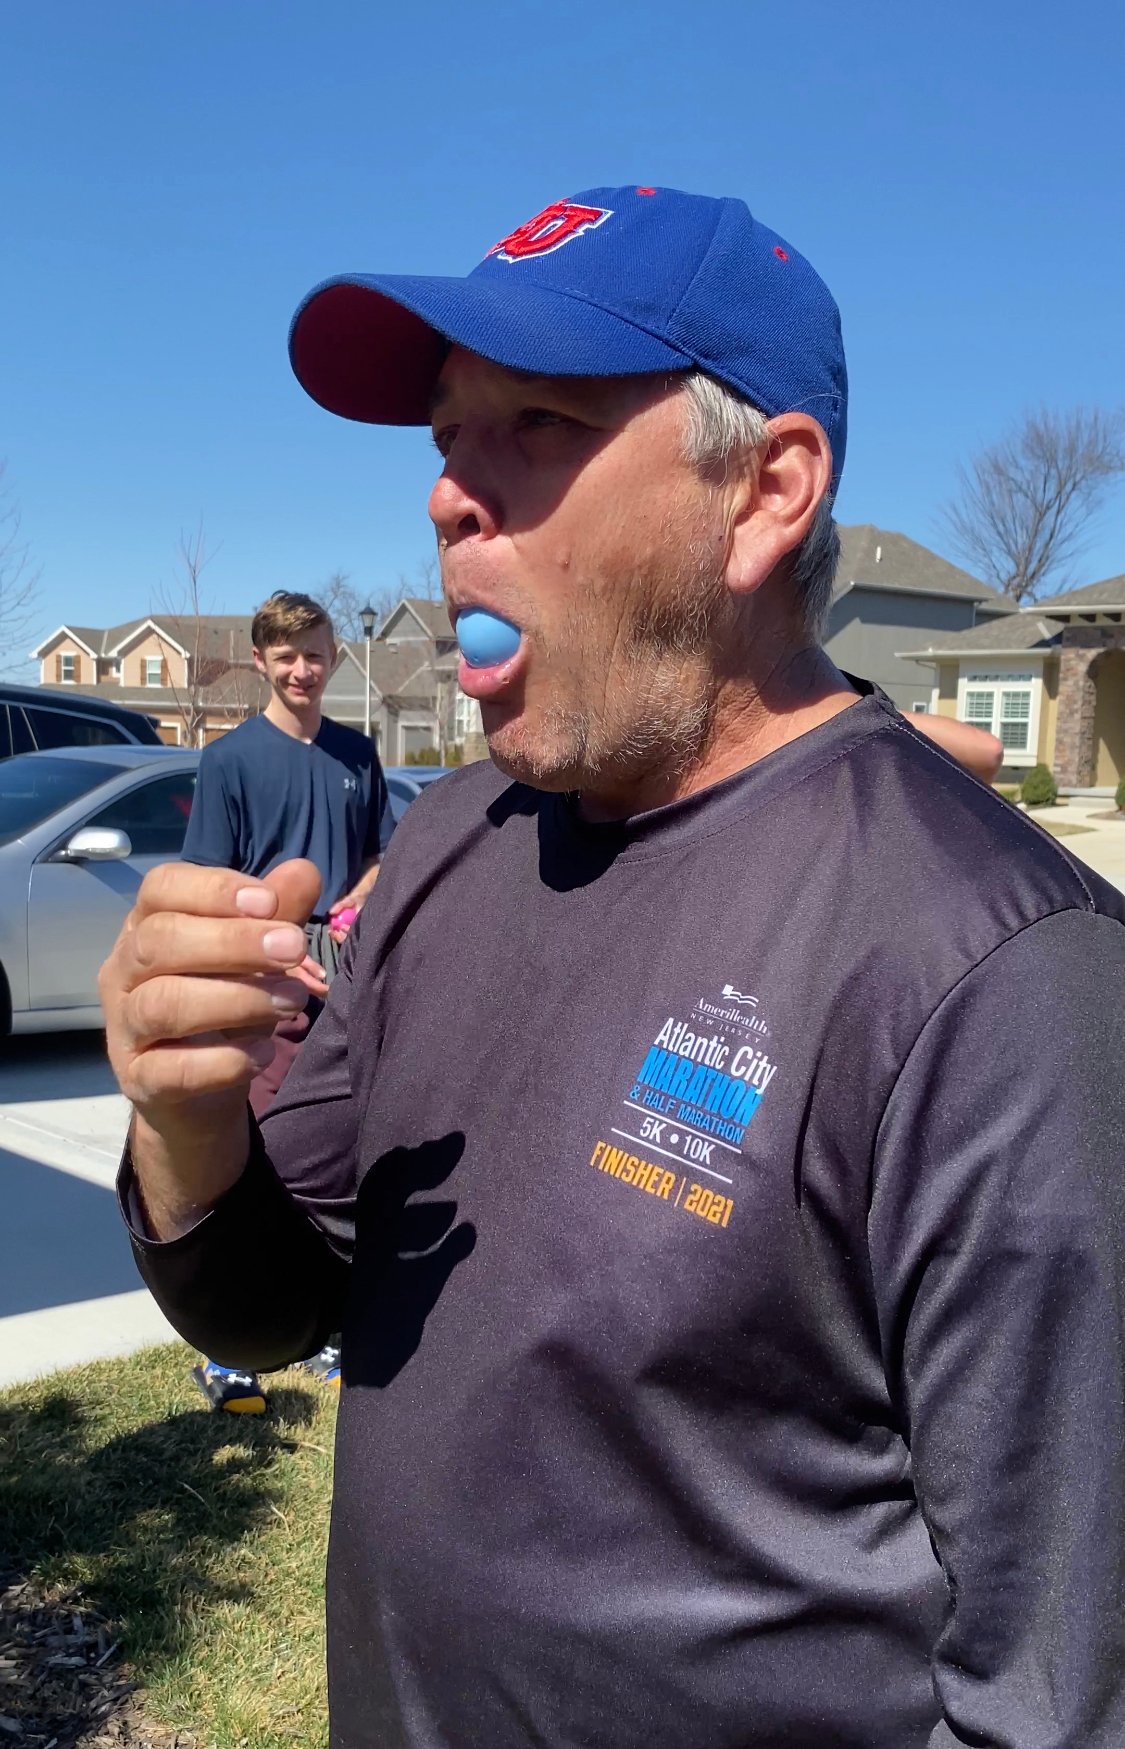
[57,826,133,862]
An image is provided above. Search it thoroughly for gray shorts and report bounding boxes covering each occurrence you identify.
[305,918,343,987]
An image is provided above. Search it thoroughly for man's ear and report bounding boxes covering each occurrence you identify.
[725,415,833,600]
[252,646,267,677]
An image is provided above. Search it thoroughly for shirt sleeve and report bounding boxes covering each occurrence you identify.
[365,753,395,857]
[116,930,361,1370]
[181,748,240,869]
[869,909,1125,1749]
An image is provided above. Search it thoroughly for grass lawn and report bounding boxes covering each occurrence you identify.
[0,1342,337,1747]
[1031,820,1095,838]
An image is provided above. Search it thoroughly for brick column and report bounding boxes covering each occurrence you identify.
[1054,627,1125,787]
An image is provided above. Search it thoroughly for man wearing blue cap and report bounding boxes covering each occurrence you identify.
[103,188,1125,1747]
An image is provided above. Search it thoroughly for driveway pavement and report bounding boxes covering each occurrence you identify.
[0,1032,176,1389]
[1028,797,1125,896]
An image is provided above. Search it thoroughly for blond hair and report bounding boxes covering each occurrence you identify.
[251,591,335,652]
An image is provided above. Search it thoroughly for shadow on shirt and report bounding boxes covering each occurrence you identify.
[487,782,629,892]
[344,1131,476,1389]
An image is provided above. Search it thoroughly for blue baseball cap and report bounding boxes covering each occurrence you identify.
[288,185,848,486]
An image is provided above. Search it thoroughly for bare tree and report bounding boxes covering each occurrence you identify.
[210,637,267,734]
[941,407,1125,604]
[0,463,42,672]
[318,570,399,642]
[400,554,443,602]
[154,522,221,748]
[318,570,365,642]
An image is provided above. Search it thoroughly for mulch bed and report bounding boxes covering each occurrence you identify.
[0,1578,201,1749]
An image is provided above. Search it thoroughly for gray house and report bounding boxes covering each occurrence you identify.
[322,597,484,763]
[823,526,1015,711]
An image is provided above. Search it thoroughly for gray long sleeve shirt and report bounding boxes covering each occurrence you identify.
[121,685,1125,1748]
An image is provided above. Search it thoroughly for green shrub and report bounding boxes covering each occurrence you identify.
[1021,764,1058,808]
[994,784,1022,803]
[404,746,442,766]
[1115,773,1125,813]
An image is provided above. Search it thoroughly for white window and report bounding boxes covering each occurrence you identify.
[998,689,1031,752]
[454,691,481,740]
[911,700,929,713]
[964,689,995,728]
[958,672,1038,764]
[144,657,163,687]
[60,652,75,682]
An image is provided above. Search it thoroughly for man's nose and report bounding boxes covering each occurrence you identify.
[429,452,501,547]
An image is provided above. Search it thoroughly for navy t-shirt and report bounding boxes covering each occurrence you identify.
[182,713,393,912]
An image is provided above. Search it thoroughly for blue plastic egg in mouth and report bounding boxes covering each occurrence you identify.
[456,608,522,669]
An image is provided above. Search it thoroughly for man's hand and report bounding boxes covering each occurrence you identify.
[99,858,323,1237]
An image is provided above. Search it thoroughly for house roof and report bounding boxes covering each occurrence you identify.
[897,615,1063,662]
[159,615,255,663]
[377,597,455,641]
[33,614,257,662]
[64,626,104,655]
[108,614,256,661]
[341,641,433,700]
[31,624,101,659]
[55,671,270,710]
[1033,573,1125,613]
[834,525,1011,605]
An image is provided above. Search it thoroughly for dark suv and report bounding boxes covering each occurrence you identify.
[0,684,163,759]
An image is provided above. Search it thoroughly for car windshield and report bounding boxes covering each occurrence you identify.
[0,755,128,848]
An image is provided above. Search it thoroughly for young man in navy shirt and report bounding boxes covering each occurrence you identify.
[181,589,392,1410]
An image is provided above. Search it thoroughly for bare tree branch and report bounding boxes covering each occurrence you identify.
[318,562,441,644]
[400,554,442,602]
[0,463,43,672]
[317,571,384,643]
[941,407,1125,604]
[153,521,221,748]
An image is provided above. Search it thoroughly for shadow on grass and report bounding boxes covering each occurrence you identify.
[0,1378,322,1743]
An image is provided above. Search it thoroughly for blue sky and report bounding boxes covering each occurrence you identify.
[3,0,1124,673]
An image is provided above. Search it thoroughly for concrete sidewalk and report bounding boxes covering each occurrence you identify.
[0,1035,176,1390]
[1021,796,1125,896]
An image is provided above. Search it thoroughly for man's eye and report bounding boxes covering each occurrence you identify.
[518,408,568,431]
[431,425,459,458]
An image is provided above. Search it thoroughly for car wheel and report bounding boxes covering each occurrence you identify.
[0,962,11,1041]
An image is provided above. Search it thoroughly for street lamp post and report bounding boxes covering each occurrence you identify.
[360,602,377,741]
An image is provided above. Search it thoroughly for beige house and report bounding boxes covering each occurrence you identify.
[31,597,485,762]
[31,616,267,745]
[900,573,1125,790]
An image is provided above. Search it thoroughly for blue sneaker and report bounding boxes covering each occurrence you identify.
[298,1343,341,1389]
[191,1359,267,1414]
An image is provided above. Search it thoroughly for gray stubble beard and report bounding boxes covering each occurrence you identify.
[492,529,735,800]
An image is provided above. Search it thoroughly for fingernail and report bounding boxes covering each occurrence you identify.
[244,1037,276,1068]
[270,986,306,1012]
[262,925,305,962]
[236,886,276,918]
